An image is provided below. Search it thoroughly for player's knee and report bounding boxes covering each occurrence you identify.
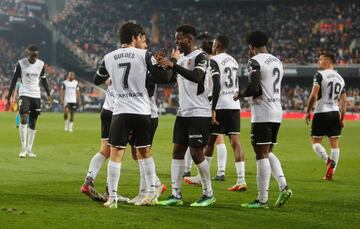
[312,143,323,152]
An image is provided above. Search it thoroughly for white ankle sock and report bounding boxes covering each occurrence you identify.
[69,122,74,131]
[330,148,340,172]
[216,143,227,176]
[64,120,69,130]
[19,124,27,152]
[27,128,36,152]
[86,152,106,180]
[197,159,213,197]
[235,161,246,184]
[137,160,146,193]
[142,157,157,195]
[256,158,271,203]
[268,152,287,191]
[184,148,192,173]
[107,160,121,200]
[312,143,328,163]
[171,159,184,198]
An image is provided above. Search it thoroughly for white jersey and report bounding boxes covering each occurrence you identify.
[249,53,283,123]
[62,79,79,104]
[17,58,46,98]
[176,49,211,117]
[99,47,154,115]
[313,69,345,114]
[102,88,115,112]
[210,53,240,110]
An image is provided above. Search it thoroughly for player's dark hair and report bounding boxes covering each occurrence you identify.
[320,52,336,63]
[176,24,197,38]
[246,31,268,48]
[216,35,229,50]
[27,45,39,52]
[119,22,144,44]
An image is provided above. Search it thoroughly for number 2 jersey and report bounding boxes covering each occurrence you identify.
[313,69,345,114]
[248,53,283,123]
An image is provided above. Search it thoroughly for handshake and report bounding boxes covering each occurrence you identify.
[153,48,181,68]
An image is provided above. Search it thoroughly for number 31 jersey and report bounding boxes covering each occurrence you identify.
[249,53,283,123]
[313,69,345,114]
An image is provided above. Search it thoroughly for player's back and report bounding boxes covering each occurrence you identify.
[314,69,345,114]
[250,53,283,123]
[177,49,211,117]
[211,53,240,110]
[103,47,150,115]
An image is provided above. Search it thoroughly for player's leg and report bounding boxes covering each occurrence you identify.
[128,146,147,203]
[227,134,247,191]
[214,135,227,180]
[241,123,271,209]
[16,111,20,128]
[69,105,75,132]
[326,111,342,179]
[18,96,29,157]
[64,105,69,131]
[188,117,215,207]
[103,114,129,208]
[184,135,216,185]
[183,147,192,177]
[26,111,39,157]
[311,113,329,164]
[329,137,340,176]
[158,117,187,206]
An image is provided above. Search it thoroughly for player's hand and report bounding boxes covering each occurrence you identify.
[305,112,311,125]
[157,58,174,68]
[154,48,166,62]
[171,48,180,61]
[47,96,53,106]
[211,110,219,125]
[340,120,344,129]
[5,99,11,111]
[233,92,240,101]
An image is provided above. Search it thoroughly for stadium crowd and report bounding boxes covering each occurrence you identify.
[53,0,360,65]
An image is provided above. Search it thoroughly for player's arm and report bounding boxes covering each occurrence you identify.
[235,59,261,99]
[210,59,220,124]
[339,88,347,128]
[93,59,109,85]
[146,51,175,84]
[305,72,322,124]
[60,83,65,105]
[6,63,21,110]
[76,83,81,106]
[40,66,52,105]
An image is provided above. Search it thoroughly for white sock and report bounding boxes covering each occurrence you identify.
[107,160,121,200]
[64,120,69,130]
[184,148,192,173]
[235,161,246,184]
[268,153,287,191]
[256,158,271,203]
[69,122,74,131]
[142,157,157,195]
[217,143,227,176]
[171,159,184,198]
[19,124,27,152]
[86,152,106,180]
[197,160,213,197]
[330,148,340,172]
[312,143,328,163]
[136,160,146,194]
[27,128,36,152]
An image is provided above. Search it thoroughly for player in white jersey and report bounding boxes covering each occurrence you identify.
[183,34,228,182]
[6,45,52,158]
[305,52,347,181]
[157,25,215,207]
[234,31,292,208]
[61,71,80,132]
[93,22,173,208]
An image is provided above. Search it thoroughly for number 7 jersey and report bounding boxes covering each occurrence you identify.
[313,69,345,114]
[249,53,283,123]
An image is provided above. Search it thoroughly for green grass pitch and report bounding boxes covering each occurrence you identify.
[0,112,359,228]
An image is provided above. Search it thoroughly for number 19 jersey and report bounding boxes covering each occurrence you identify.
[249,53,283,123]
[313,69,345,114]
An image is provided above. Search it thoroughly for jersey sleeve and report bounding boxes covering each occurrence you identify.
[209,59,220,77]
[194,52,209,73]
[96,59,109,78]
[313,72,322,86]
